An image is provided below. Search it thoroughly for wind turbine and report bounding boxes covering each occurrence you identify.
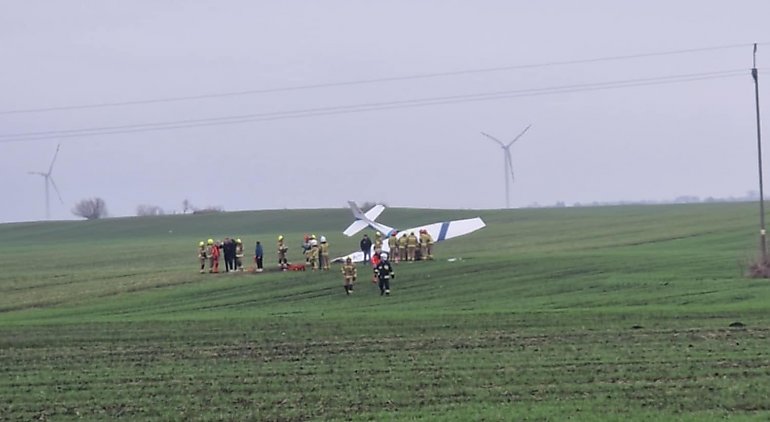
[481,125,531,209]
[28,144,64,220]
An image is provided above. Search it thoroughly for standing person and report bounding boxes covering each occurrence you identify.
[302,234,311,263]
[406,231,418,261]
[205,239,215,273]
[374,253,395,296]
[360,234,372,263]
[419,230,429,261]
[425,230,434,260]
[398,233,408,262]
[197,241,206,273]
[235,239,244,271]
[341,257,357,295]
[221,237,233,272]
[254,241,264,272]
[277,235,288,270]
[388,231,399,263]
[373,232,383,256]
[319,236,331,270]
[210,240,221,273]
[308,236,319,271]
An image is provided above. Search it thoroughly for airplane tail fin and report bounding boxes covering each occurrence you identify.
[344,201,388,237]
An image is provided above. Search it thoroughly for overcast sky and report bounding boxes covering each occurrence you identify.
[1,1,768,223]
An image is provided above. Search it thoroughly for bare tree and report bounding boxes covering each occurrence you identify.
[72,197,108,220]
[182,199,193,214]
[136,204,165,216]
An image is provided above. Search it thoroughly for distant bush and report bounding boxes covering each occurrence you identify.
[136,205,165,217]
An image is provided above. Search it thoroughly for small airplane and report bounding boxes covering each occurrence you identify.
[333,201,486,263]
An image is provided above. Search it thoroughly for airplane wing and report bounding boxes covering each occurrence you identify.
[343,220,369,237]
[400,217,486,243]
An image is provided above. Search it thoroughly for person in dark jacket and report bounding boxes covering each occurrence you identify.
[360,234,373,263]
[373,253,395,296]
[223,237,236,272]
[254,241,264,272]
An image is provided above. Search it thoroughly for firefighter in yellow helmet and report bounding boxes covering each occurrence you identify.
[277,235,288,270]
[341,256,357,295]
[197,241,206,273]
[406,231,418,261]
[388,231,400,263]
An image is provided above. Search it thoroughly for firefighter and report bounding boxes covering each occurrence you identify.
[341,257,357,295]
[374,252,395,296]
[373,232,383,256]
[419,229,431,260]
[388,231,399,263]
[406,231,418,261]
[425,230,434,260]
[319,236,331,270]
[307,235,319,270]
[197,241,206,273]
[398,233,408,262]
[235,238,244,271]
[277,235,288,270]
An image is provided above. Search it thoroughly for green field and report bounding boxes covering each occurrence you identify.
[1,203,769,421]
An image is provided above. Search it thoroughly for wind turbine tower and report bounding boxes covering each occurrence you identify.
[28,144,64,220]
[481,125,531,209]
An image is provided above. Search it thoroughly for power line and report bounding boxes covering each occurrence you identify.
[0,42,765,116]
[0,69,747,144]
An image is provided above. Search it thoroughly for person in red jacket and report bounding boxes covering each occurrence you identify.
[210,240,221,273]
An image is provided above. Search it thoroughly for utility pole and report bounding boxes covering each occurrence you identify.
[752,43,767,262]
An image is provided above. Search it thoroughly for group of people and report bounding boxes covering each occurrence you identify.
[198,238,264,274]
[360,230,434,264]
[196,229,430,297]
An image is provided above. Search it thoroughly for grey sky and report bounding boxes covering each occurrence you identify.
[1,1,768,223]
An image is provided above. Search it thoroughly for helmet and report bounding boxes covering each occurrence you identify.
[236,238,242,243]
[320,236,326,242]
[207,239,214,245]
[376,231,381,236]
[346,257,352,263]
[278,235,284,241]
[311,234,316,239]
[199,241,204,247]
[380,252,388,260]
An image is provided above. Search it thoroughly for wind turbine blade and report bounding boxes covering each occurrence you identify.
[49,177,64,204]
[506,124,532,147]
[28,171,45,176]
[47,143,61,175]
[481,132,505,147]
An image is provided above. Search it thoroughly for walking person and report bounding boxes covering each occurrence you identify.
[254,241,264,272]
[374,253,395,296]
[360,234,372,263]
[341,257,357,295]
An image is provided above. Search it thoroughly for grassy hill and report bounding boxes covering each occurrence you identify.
[1,203,769,420]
